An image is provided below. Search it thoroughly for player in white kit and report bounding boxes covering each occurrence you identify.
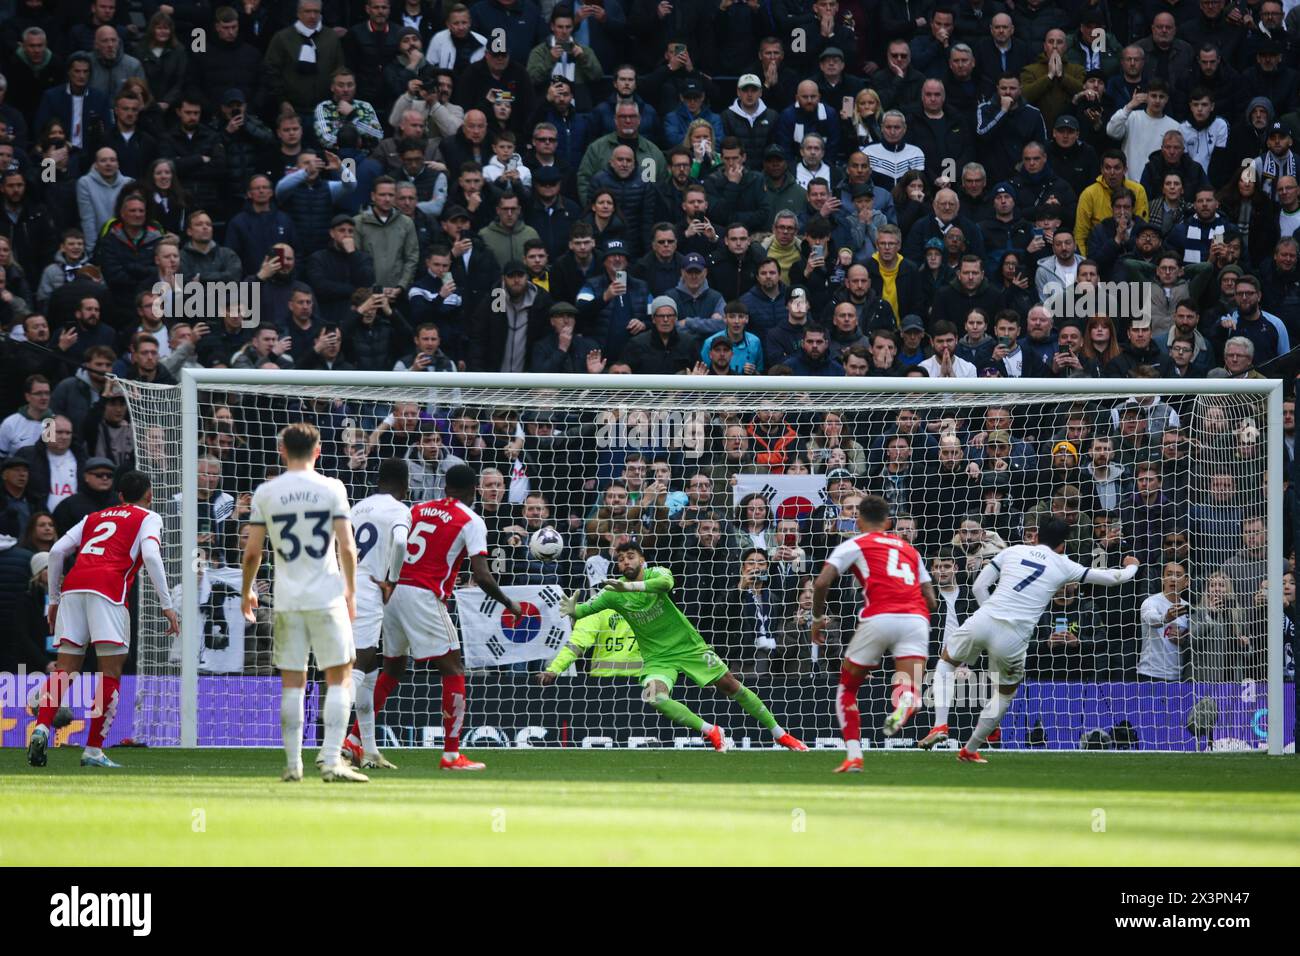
[341,458,411,769]
[28,471,178,768]
[939,516,1139,763]
[240,423,366,783]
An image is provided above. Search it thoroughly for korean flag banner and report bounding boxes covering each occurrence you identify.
[458,584,572,668]
[732,474,829,522]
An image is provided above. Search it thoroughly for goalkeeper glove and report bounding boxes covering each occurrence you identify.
[559,591,578,619]
[603,577,646,592]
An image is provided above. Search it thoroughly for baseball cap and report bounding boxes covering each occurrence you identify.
[992,181,1014,196]
[440,204,471,222]
[738,74,762,89]
[1135,221,1162,237]
[601,238,629,259]
[502,259,527,275]
[1054,114,1080,131]
[1269,121,1292,136]
[222,88,246,105]
[820,46,845,60]
[84,457,116,473]
[533,165,563,185]
[924,237,945,251]
[987,429,1012,446]
[548,72,574,88]
[850,182,875,199]
[681,78,704,97]
[827,467,854,481]
[1257,37,1284,55]
[901,313,925,331]
[763,144,787,160]
[329,213,354,229]
[682,252,708,272]
[710,336,734,350]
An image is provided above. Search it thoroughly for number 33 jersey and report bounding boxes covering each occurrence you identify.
[826,531,931,620]
[250,470,352,612]
[980,544,1091,625]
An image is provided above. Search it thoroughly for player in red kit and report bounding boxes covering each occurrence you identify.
[28,470,178,768]
[812,494,937,773]
[372,463,520,770]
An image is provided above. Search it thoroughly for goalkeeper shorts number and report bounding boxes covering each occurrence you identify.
[639,647,729,691]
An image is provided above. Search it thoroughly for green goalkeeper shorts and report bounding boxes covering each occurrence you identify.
[639,646,729,691]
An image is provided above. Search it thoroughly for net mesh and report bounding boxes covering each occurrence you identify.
[117,377,1277,752]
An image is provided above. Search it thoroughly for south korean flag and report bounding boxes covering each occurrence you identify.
[458,584,572,668]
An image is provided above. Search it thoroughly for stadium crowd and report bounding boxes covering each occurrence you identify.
[0,0,1295,688]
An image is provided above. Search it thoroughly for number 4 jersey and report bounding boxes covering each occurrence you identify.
[827,531,932,619]
[250,470,352,612]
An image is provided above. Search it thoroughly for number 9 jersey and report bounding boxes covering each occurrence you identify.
[826,531,932,619]
[250,470,352,611]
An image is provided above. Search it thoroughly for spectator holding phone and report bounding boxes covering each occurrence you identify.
[1138,560,1190,681]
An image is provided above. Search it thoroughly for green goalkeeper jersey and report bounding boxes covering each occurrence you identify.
[575,566,710,661]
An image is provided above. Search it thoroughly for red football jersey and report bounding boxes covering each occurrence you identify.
[397,498,488,599]
[826,531,931,619]
[60,505,163,605]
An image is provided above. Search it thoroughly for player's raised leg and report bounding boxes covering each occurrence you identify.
[638,673,720,747]
[710,670,806,751]
[883,654,926,737]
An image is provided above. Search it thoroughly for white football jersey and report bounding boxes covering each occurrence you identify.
[351,492,411,582]
[250,469,352,612]
[980,544,1091,625]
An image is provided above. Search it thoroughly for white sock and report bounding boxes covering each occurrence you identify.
[700,722,714,735]
[356,669,379,753]
[933,659,956,728]
[320,683,350,769]
[83,746,103,759]
[846,739,863,760]
[769,724,785,740]
[966,691,1016,752]
[281,687,305,769]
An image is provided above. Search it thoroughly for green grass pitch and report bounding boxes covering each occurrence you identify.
[2,748,1299,866]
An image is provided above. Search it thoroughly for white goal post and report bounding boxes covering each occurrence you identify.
[115,370,1286,754]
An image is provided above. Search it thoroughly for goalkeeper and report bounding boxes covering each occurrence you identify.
[559,541,807,751]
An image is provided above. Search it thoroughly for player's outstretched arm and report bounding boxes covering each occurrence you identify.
[240,523,267,623]
[973,562,1001,604]
[470,553,522,616]
[334,517,359,621]
[810,563,839,645]
[141,537,179,636]
[1083,556,1140,587]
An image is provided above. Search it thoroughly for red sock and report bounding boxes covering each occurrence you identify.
[34,670,70,727]
[353,671,402,740]
[442,673,466,755]
[86,675,120,749]
[836,668,865,743]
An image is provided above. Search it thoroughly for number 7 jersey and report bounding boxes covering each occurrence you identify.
[980,544,1091,625]
[827,531,931,619]
[250,470,352,612]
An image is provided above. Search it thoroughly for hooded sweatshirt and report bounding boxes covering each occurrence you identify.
[75,168,134,255]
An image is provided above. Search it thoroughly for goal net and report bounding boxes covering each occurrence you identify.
[117,372,1289,753]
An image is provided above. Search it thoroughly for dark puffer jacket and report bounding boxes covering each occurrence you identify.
[587,166,653,260]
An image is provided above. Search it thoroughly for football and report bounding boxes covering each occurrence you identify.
[529,526,565,561]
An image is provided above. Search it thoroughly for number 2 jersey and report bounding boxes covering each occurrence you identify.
[826,531,931,619]
[398,498,488,600]
[60,505,165,605]
[250,470,352,612]
[979,544,1092,626]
